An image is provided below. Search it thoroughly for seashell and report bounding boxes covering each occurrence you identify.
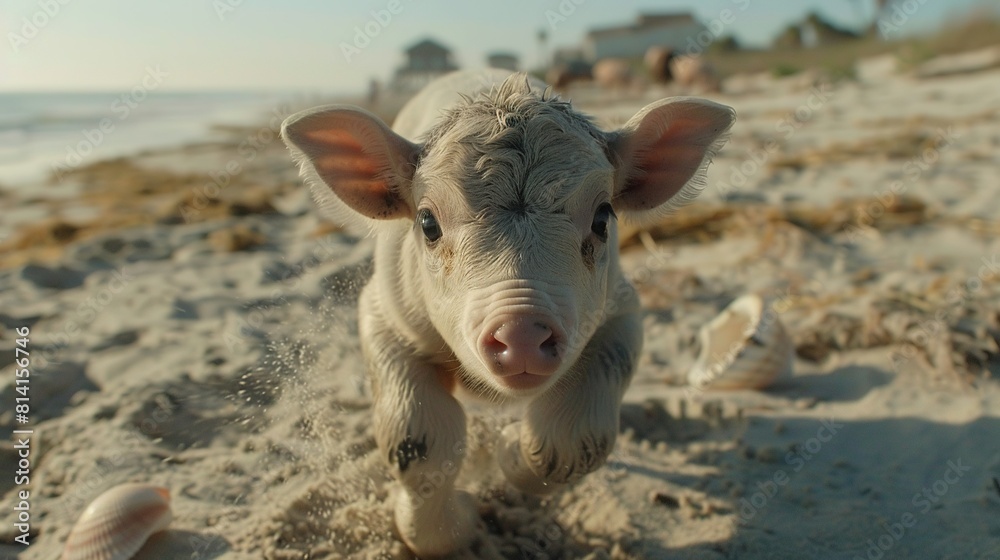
[688,294,793,390]
[62,483,172,560]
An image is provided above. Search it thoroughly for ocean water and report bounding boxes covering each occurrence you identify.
[0,91,306,188]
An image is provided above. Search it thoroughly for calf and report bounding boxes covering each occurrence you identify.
[282,69,734,556]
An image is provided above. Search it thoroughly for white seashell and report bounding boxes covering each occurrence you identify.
[62,483,172,560]
[688,294,793,390]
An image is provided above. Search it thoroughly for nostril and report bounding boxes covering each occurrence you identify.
[482,317,565,376]
[540,332,558,357]
[483,333,507,355]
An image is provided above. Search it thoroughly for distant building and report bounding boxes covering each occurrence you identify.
[772,12,862,49]
[582,12,706,61]
[773,24,803,49]
[392,38,459,92]
[801,12,862,47]
[487,52,519,71]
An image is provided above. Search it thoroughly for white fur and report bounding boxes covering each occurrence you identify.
[282,69,734,556]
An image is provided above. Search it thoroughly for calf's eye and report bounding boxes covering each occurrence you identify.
[417,208,442,243]
[591,203,616,243]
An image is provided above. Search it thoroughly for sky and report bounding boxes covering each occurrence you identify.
[0,0,992,94]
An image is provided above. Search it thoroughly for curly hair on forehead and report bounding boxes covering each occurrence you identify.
[420,73,606,156]
[414,73,615,215]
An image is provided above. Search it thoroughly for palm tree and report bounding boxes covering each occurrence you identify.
[537,28,548,70]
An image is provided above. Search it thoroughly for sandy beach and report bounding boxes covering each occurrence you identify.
[2,54,999,559]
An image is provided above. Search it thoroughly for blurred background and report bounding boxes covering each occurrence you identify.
[2,0,998,187]
[2,1,1000,559]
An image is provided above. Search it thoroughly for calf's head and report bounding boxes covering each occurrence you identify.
[283,74,734,397]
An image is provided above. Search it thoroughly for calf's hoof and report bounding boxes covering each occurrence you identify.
[497,423,564,496]
[395,489,477,557]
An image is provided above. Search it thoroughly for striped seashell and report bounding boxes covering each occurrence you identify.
[62,483,172,560]
[688,294,793,390]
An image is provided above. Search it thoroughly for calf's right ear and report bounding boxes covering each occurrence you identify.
[281,106,421,224]
[607,97,735,226]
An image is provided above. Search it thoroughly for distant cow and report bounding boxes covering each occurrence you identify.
[282,69,735,557]
[645,46,678,83]
[592,58,633,89]
[646,46,721,92]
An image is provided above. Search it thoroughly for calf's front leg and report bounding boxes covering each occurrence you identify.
[361,294,475,557]
[499,309,642,495]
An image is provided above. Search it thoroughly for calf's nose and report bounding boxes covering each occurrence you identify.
[482,317,562,376]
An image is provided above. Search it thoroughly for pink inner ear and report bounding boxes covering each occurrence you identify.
[304,128,407,219]
[631,142,707,208]
[618,106,732,212]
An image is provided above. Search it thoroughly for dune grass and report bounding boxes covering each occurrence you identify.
[703,12,1000,80]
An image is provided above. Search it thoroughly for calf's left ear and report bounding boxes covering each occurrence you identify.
[281,105,420,231]
[607,97,735,225]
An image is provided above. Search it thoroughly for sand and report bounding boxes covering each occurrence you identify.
[1,59,999,560]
